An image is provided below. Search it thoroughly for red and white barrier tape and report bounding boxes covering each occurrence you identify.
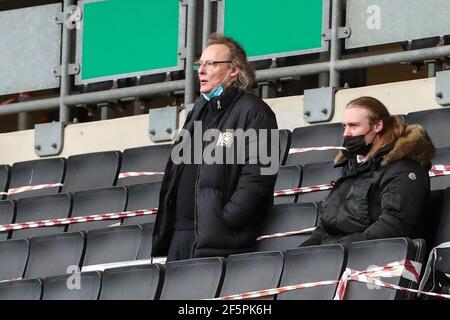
[212,259,450,300]
[429,164,450,178]
[256,227,316,241]
[288,146,347,155]
[274,183,333,197]
[0,183,63,196]
[418,241,450,297]
[0,208,158,232]
[118,172,164,179]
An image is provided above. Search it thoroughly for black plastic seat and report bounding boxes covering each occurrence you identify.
[159,257,225,300]
[344,238,421,300]
[0,238,29,281]
[277,245,346,300]
[137,223,155,259]
[83,225,142,267]
[68,186,127,232]
[406,108,450,148]
[435,188,450,246]
[42,271,101,300]
[0,279,42,300]
[8,158,65,200]
[0,165,10,200]
[62,151,121,193]
[285,123,344,166]
[12,193,71,239]
[297,161,341,203]
[24,232,85,279]
[256,202,318,251]
[0,200,14,240]
[219,251,284,300]
[117,145,171,186]
[274,166,302,204]
[123,182,161,225]
[99,264,163,300]
[279,129,292,166]
[430,147,450,191]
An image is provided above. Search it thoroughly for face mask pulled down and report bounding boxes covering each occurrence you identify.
[202,68,232,101]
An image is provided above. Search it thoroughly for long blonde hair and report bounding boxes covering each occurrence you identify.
[346,96,406,160]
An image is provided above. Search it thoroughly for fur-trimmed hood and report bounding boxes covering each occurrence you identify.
[334,124,435,169]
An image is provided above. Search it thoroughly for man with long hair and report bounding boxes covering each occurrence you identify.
[301,96,435,246]
[152,34,278,261]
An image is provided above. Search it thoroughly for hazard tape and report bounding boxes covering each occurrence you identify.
[418,241,450,297]
[118,172,164,179]
[274,183,333,197]
[429,164,450,178]
[0,183,63,196]
[211,259,450,300]
[256,227,316,241]
[288,146,347,155]
[0,208,158,232]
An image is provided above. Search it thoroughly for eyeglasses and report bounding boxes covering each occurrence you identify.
[192,60,232,71]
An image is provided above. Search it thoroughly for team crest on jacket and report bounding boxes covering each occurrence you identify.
[217,132,234,148]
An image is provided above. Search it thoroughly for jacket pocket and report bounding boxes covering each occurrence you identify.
[337,182,371,233]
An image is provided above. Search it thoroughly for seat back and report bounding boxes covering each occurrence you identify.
[256,203,318,251]
[118,144,171,186]
[274,166,302,204]
[219,251,283,300]
[435,188,450,245]
[278,245,346,300]
[0,279,42,300]
[0,165,10,200]
[83,225,142,266]
[123,182,161,225]
[137,223,155,259]
[298,161,341,203]
[279,129,292,166]
[8,158,65,200]
[68,186,127,232]
[12,193,71,239]
[62,151,121,193]
[0,238,29,281]
[406,108,450,149]
[286,123,343,166]
[0,200,15,240]
[99,264,163,300]
[25,232,85,279]
[430,147,450,191]
[42,271,101,300]
[159,257,225,300]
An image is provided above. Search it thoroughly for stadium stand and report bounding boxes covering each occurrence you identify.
[0,238,29,281]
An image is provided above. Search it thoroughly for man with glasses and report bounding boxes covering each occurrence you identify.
[152,33,278,261]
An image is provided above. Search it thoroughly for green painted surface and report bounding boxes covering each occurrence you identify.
[81,0,180,80]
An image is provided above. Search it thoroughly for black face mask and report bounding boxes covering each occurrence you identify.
[343,133,372,157]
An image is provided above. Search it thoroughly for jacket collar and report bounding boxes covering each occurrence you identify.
[334,124,435,171]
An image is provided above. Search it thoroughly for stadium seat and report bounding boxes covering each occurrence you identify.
[430,147,450,191]
[219,251,284,300]
[0,278,42,300]
[0,165,10,200]
[62,151,121,193]
[274,166,302,204]
[117,144,171,186]
[24,232,85,279]
[256,202,318,251]
[42,271,101,300]
[99,264,163,300]
[7,158,65,200]
[0,238,29,281]
[0,200,15,240]
[297,161,341,203]
[285,123,343,166]
[67,186,127,232]
[279,129,292,165]
[435,188,450,245]
[343,238,422,300]
[278,245,346,300]
[82,225,142,267]
[406,108,450,148]
[12,193,71,239]
[137,223,155,259]
[122,182,161,225]
[159,257,225,300]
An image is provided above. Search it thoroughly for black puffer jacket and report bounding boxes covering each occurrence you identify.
[305,124,435,246]
[152,87,278,257]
